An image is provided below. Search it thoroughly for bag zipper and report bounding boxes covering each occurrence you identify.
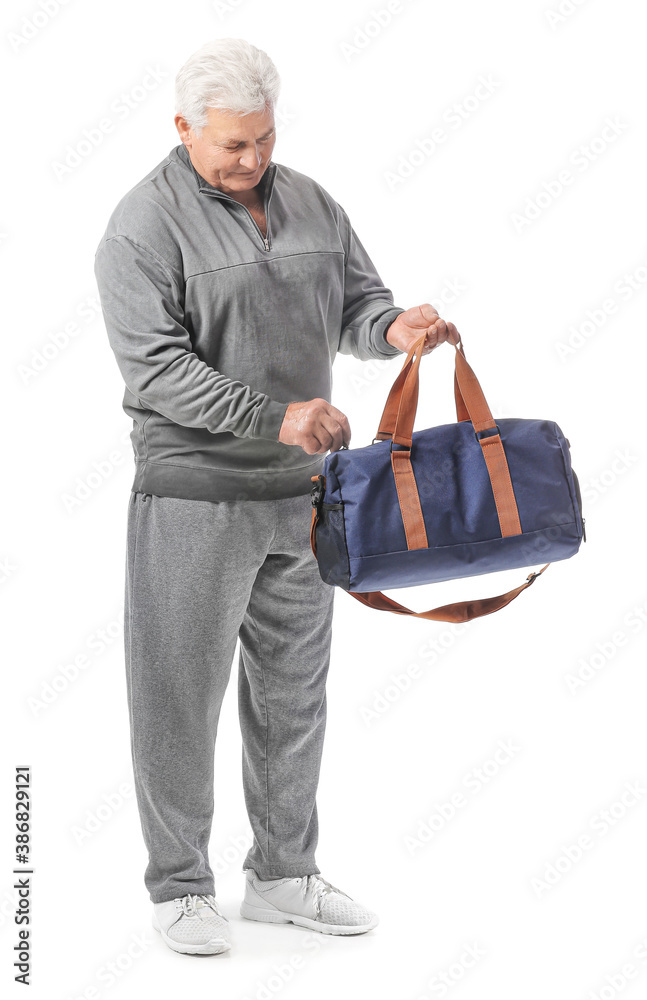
[571,468,586,542]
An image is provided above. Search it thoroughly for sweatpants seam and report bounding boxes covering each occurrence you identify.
[246,590,272,870]
[127,492,143,773]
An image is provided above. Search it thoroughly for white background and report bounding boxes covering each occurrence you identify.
[2,1,646,997]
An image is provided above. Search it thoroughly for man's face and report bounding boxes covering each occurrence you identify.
[175,104,276,196]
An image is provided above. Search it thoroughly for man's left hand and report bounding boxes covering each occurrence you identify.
[385,304,460,355]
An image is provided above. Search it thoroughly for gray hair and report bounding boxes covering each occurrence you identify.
[175,38,280,133]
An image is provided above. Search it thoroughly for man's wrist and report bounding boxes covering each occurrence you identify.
[380,313,405,354]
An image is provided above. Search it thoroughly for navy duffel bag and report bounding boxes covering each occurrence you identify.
[309,335,585,623]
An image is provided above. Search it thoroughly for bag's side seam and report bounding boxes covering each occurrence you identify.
[552,422,581,531]
[336,479,352,590]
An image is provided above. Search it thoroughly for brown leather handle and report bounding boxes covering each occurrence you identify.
[375,337,469,443]
[375,336,522,542]
[389,336,497,447]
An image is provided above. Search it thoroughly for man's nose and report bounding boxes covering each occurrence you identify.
[239,145,262,170]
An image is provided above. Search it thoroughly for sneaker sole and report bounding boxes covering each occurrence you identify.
[239,901,378,936]
[152,912,231,955]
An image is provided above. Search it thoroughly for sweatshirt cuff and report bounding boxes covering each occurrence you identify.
[252,396,290,441]
[371,308,406,357]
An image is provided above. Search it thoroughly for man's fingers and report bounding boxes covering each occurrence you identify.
[424,318,447,350]
[428,317,462,345]
[320,406,351,452]
[417,303,440,325]
[447,321,460,344]
[331,405,351,447]
[417,316,461,354]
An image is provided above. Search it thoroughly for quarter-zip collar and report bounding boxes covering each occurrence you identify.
[174,141,277,252]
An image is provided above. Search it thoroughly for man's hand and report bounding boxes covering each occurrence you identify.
[385,304,460,355]
[278,399,351,454]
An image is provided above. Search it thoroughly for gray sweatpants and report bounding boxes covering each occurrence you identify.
[124,489,335,904]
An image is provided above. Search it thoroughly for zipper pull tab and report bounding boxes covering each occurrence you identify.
[263,236,270,251]
[310,474,325,509]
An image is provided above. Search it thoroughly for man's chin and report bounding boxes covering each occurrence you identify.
[233,163,270,184]
[230,169,260,182]
[219,164,269,195]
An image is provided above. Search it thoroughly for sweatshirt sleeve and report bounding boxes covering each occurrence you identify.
[94,235,289,441]
[335,207,405,361]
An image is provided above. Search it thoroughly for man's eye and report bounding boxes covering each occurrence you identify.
[222,134,272,151]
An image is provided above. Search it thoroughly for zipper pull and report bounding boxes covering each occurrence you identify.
[263,236,270,251]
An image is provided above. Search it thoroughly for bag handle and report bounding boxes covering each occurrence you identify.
[375,336,522,544]
[378,335,505,445]
[374,337,469,442]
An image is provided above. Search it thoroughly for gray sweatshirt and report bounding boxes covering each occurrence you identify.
[94,141,405,502]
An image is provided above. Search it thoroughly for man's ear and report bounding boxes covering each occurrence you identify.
[174,114,191,146]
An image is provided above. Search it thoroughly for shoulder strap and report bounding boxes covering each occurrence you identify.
[345,565,549,623]
[309,487,548,623]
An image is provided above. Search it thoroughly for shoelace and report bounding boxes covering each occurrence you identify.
[174,893,226,920]
[297,874,348,918]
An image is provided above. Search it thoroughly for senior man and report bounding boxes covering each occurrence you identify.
[94,37,458,957]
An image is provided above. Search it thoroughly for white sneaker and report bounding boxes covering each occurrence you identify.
[152,893,231,955]
[240,869,378,935]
